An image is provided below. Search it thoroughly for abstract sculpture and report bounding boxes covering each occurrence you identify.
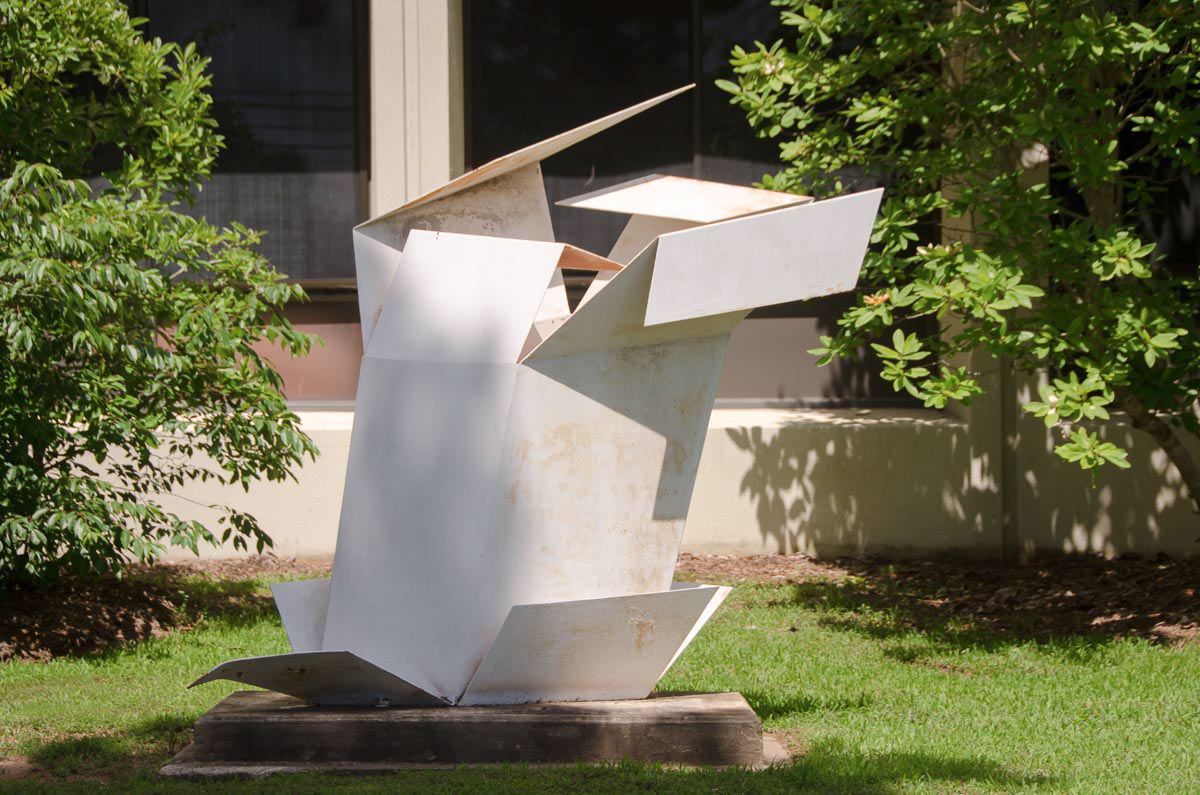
[192,85,882,707]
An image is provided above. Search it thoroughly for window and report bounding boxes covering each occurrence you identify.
[134,0,369,283]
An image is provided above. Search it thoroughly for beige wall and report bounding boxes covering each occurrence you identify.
[165,404,1199,561]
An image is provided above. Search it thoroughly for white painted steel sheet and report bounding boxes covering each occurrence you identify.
[271,578,331,653]
[459,585,728,705]
[558,173,809,223]
[644,189,883,326]
[190,651,446,707]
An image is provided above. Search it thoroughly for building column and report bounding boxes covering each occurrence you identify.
[368,0,465,216]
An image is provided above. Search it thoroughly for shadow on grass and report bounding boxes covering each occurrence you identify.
[25,712,195,779]
[762,553,1198,661]
[19,729,1050,794]
[743,690,873,721]
[1,569,278,663]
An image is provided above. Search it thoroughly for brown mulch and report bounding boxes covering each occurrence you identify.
[676,552,850,584]
[0,555,331,664]
[677,552,1200,646]
[2,553,1197,664]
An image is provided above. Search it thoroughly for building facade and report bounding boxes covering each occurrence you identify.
[148,0,1198,559]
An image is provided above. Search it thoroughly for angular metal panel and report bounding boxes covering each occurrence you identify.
[499,338,732,605]
[459,586,727,705]
[558,174,809,223]
[271,578,331,653]
[189,651,446,707]
[644,189,884,326]
[576,215,698,309]
[356,164,555,253]
[524,242,745,364]
[366,230,562,365]
[321,357,521,703]
[352,232,401,349]
[361,85,693,227]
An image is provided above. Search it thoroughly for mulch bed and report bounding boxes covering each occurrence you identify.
[0,556,331,664]
[678,552,1200,647]
[2,553,1197,663]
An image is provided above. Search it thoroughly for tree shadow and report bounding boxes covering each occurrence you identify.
[0,567,277,663]
[25,711,196,780]
[724,411,998,557]
[741,690,873,721]
[770,554,1198,657]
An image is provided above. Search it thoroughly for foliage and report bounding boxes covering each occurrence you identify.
[0,0,317,583]
[720,0,1200,510]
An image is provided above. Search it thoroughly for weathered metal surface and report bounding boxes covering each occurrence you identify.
[645,188,884,326]
[356,163,556,255]
[459,585,731,705]
[189,652,447,707]
[192,85,879,708]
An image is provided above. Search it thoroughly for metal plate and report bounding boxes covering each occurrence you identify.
[557,173,809,223]
[366,230,563,365]
[459,585,730,705]
[190,651,447,707]
[645,188,884,326]
[271,579,330,653]
[362,85,692,225]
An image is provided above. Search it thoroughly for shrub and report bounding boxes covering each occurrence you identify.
[721,0,1200,514]
[0,0,317,583]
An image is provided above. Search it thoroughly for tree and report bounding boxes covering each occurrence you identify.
[720,0,1200,515]
[0,0,318,584]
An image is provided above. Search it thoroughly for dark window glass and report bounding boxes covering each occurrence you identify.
[137,0,367,282]
[466,0,692,255]
[466,0,904,404]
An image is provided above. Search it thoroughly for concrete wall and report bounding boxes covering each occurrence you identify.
[163,404,1199,561]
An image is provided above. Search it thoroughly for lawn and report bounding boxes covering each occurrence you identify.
[1,556,1197,793]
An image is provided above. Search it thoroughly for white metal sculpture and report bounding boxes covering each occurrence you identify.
[192,86,882,707]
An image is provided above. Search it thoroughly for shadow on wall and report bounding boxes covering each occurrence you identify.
[722,412,999,557]
[723,403,1199,559]
[1017,412,1200,557]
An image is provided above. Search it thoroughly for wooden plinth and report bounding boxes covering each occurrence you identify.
[161,690,772,778]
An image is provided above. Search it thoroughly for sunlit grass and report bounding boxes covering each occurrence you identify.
[1,573,1197,793]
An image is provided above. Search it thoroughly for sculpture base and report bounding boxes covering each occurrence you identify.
[161,690,781,778]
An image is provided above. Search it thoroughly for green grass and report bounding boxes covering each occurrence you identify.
[2,571,1198,793]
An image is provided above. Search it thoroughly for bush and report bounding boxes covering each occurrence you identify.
[0,0,317,584]
[721,0,1200,514]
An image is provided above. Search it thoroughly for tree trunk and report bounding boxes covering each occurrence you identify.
[1117,391,1200,518]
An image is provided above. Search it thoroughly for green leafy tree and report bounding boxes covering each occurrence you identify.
[720,0,1200,514]
[0,0,317,584]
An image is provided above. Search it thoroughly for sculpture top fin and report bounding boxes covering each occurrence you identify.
[357,84,694,229]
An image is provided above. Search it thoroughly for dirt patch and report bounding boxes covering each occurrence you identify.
[0,757,36,781]
[680,552,1200,646]
[171,554,332,581]
[677,552,849,584]
[1,574,179,663]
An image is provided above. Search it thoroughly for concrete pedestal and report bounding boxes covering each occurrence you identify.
[161,690,777,778]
